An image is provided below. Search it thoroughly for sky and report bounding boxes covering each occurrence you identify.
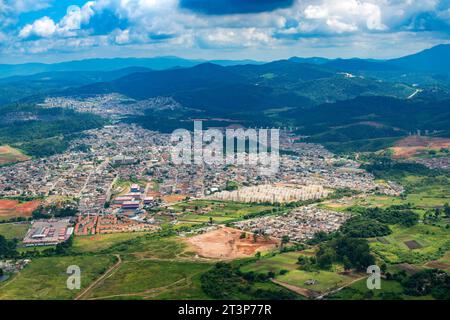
[0,0,449,63]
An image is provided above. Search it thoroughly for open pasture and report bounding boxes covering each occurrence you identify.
[0,255,116,300]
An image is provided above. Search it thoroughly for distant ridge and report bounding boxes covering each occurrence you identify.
[1,44,448,78]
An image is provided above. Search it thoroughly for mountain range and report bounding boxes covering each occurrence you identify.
[0,44,449,155]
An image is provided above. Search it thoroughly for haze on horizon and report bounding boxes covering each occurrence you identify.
[0,0,449,64]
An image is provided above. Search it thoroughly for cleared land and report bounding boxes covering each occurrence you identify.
[390,136,450,159]
[185,227,279,260]
[0,199,41,221]
[0,145,29,165]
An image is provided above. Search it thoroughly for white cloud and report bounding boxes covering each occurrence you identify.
[19,2,96,39]
[303,0,387,33]
[4,0,450,59]
[114,28,130,44]
[19,16,57,38]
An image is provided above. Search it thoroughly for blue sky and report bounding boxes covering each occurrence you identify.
[0,0,449,63]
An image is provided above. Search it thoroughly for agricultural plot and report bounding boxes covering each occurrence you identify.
[0,255,116,300]
[241,250,360,298]
[425,254,450,271]
[370,224,450,264]
[0,145,29,166]
[0,223,29,240]
[327,278,428,300]
[171,200,275,224]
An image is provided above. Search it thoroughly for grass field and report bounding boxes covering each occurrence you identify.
[370,224,450,264]
[241,252,303,274]
[0,145,29,166]
[0,255,116,300]
[85,260,211,300]
[0,223,29,240]
[171,200,275,224]
[327,278,433,300]
[241,250,360,297]
[72,232,148,253]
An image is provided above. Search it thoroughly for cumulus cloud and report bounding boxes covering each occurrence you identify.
[19,2,96,39]
[303,0,386,33]
[2,0,450,59]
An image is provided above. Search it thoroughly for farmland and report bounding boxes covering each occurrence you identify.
[370,224,450,264]
[240,250,363,298]
[0,145,29,166]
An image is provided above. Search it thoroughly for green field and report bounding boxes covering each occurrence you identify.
[72,232,148,253]
[0,223,29,240]
[370,224,450,264]
[327,278,433,300]
[241,250,361,296]
[85,260,211,300]
[171,200,275,224]
[0,255,116,299]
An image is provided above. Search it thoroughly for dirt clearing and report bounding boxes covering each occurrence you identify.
[0,200,41,220]
[184,227,279,260]
[391,136,450,159]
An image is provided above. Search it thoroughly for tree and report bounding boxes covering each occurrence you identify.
[209,217,213,225]
[0,235,18,258]
[316,246,335,269]
[253,231,258,243]
[444,203,450,218]
[280,235,290,249]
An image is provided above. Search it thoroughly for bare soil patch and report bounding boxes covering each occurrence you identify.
[391,136,450,159]
[424,261,450,271]
[0,145,29,165]
[271,279,318,298]
[404,240,422,250]
[0,199,40,220]
[396,263,422,274]
[161,194,187,204]
[184,227,279,260]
